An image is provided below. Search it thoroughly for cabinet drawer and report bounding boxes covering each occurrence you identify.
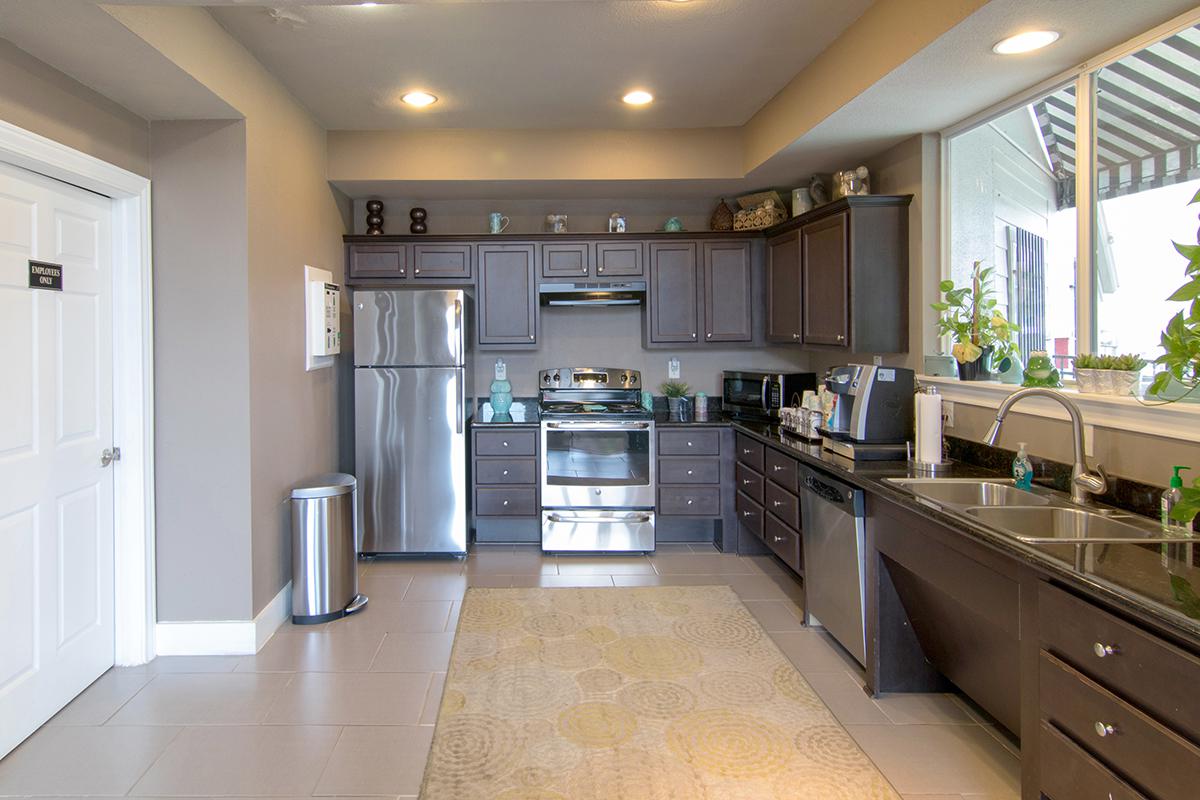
[413,244,472,279]
[735,491,763,538]
[1039,721,1146,800]
[763,481,800,530]
[476,487,537,516]
[764,448,798,491]
[595,241,644,276]
[764,513,802,573]
[541,242,591,278]
[658,486,720,517]
[735,462,763,503]
[475,430,537,457]
[1039,651,1200,799]
[475,458,537,485]
[735,434,764,472]
[349,244,407,278]
[1039,581,1200,743]
[658,429,720,456]
[658,457,719,485]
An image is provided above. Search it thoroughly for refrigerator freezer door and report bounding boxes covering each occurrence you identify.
[353,289,465,367]
[355,366,468,554]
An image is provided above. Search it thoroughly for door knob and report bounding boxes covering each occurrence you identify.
[100,447,121,467]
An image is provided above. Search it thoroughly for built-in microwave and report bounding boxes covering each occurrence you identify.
[722,370,819,420]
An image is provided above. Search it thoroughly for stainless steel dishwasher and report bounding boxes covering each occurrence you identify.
[798,465,867,666]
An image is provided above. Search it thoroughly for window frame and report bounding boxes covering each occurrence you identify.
[938,7,1200,362]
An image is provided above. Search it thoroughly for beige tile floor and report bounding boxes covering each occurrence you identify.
[0,543,1020,799]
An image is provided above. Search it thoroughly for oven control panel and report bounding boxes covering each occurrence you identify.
[539,368,641,389]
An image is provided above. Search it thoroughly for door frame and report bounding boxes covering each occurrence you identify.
[0,119,156,665]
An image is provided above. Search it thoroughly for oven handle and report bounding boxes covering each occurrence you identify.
[545,512,653,524]
[543,421,651,431]
[761,375,771,412]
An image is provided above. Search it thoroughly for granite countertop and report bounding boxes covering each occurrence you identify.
[653,411,734,427]
[728,419,1200,644]
[470,398,539,426]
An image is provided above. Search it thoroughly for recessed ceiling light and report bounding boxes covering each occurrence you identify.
[623,90,654,106]
[992,30,1060,55]
[359,2,378,6]
[401,91,437,107]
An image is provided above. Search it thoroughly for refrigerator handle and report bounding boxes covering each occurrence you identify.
[455,369,464,434]
[454,298,463,365]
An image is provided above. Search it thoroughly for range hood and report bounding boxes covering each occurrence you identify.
[538,280,646,307]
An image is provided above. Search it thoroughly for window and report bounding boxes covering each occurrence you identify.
[945,19,1200,380]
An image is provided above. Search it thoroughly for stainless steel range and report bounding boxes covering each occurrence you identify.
[539,367,655,553]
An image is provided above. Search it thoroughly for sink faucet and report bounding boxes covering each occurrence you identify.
[984,388,1108,506]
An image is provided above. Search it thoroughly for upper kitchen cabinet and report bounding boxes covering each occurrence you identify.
[763,195,911,353]
[766,232,802,343]
[595,241,645,277]
[477,244,537,349]
[703,241,753,343]
[345,239,473,284]
[412,243,473,280]
[347,243,408,280]
[646,241,700,344]
[540,241,593,279]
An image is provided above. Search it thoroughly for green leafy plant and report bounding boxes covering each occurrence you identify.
[932,260,1019,364]
[1074,353,1099,369]
[659,381,691,398]
[1096,354,1117,370]
[1153,188,1200,524]
[1111,354,1148,372]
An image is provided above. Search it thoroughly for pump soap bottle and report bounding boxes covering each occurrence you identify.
[1162,466,1192,532]
[1012,442,1033,491]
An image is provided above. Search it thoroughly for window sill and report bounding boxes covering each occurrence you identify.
[918,375,1200,444]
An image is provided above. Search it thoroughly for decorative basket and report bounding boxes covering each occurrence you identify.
[732,200,788,231]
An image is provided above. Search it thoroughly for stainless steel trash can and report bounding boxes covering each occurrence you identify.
[291,473,368,624]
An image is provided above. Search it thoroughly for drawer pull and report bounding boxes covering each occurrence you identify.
[1094,722,1117,738]
[772,500,783,507]
[1092,642,1119,658]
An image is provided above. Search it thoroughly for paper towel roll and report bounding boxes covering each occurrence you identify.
[914,392,943,465]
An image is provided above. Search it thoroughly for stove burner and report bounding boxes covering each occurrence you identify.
[540,400,647,416]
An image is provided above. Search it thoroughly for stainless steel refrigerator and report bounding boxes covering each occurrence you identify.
[354,289,471,555]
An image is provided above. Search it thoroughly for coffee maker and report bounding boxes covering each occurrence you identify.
[821,365,914,460]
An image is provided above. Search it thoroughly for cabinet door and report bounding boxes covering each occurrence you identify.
[703,241,753,343]
[595,241,644,277]
[541,242,592,279]
[647,241,700,343]
[478,245,537,347]
[348,244,407,279]
[413,243,473,280]
[801,212,850,346]
[766,233,801,343]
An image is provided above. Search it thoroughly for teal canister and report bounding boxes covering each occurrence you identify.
[489,379,513,414]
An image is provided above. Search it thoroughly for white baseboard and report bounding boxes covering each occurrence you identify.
[154,582,291,656]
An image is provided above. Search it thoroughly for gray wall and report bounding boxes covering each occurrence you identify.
[150,119,253,621]
[0,39,149,176]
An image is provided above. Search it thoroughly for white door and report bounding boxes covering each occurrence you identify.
[0,161,114,759]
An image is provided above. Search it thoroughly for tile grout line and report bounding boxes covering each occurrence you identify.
[118,721,186,797]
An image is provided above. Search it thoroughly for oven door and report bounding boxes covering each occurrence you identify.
[723,372,772,418]
[540,420,654,508]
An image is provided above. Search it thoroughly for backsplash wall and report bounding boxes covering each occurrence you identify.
[472,304,813,396]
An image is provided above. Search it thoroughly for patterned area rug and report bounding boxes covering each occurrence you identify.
[420,586,900,799]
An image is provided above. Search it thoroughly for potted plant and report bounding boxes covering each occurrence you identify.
[1149,188,1200,403]
[1094,354,1118,394]
[1074,353,1100,393]
[932,260,1018,381]
[660,381,691,418]
[1109,353,1147,396]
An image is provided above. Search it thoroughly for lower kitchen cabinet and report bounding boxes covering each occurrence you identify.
[471,425,540,543]
[477,244,537,349]
[655,426,739,552]
[734,432,802,574]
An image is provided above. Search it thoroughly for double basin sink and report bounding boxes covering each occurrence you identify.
[885,478,1195,545]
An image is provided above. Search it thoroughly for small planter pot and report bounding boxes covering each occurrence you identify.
[956,346,995,381]
[1094,370,1115,395]
[667,396,684,418]
[1109,370,1141,397]
[1075,368,1099,393]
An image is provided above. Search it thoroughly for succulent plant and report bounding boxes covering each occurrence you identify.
[1074,354,1099,369]
[659,381,691,398]
[1112,353,1148,372]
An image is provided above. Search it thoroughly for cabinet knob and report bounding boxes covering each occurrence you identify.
[686,499,694,505]
[502,469,509,476]
[529,334,535,341]
[1093,642,1119,658]
[742,511,753,517]
[773,500,782,507]
[502,441,509,447]
[742,479,751,485]
[706,333,712,339]
[686,470,694,475]
[743,448,751,455]
[414,268,421,275]
[772,465,784,472]
[1095,722,1117,738]
[836,334,845,342]
[687,442,693,447]
[773,536,785,544]
[598,267,605,273]
[582,267,588,274]
[502,500,510,506]
[691,333,697,339]
[792,333,799,340]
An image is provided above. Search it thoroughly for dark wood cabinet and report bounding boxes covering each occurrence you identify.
[541,241,592,279]
[766,232,802,343]
[595,241,644,277]
[647,241,700,344]
[413,243,473,280]
[703,241,753,343]
[477,244,537,348]
[471,425,540,543]
[801,213,849,346]
[347,244,407,279]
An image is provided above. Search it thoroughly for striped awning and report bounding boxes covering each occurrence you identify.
[1035,23,1200,210]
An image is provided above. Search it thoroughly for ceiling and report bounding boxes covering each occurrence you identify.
[204,0,874,129]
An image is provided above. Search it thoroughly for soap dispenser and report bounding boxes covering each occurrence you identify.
[1162,466,1192,532]
[1012,442,1033,491]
